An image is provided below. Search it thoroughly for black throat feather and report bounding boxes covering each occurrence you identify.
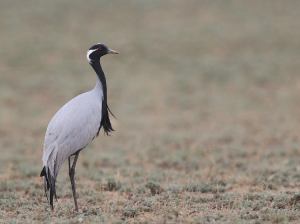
[91,60,115,136]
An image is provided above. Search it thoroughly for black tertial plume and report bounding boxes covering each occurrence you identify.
[40,167,49,200]
[40,166,56,210]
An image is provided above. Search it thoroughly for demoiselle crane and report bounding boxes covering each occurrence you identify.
[40,43,119,212]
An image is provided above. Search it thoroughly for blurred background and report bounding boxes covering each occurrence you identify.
[1,0,300,220]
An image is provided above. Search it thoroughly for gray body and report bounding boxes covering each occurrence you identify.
[42,79,103,180]
[41,43,118,211]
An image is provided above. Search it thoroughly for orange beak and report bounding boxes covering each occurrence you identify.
[108,49,119,54]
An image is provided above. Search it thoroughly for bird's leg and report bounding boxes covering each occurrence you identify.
[69,152,80,212]
[68,157,71,173]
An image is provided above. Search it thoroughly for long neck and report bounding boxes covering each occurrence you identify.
[90,59,114,135]
[91,60,107,103]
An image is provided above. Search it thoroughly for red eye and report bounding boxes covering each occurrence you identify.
[98,47,102,50]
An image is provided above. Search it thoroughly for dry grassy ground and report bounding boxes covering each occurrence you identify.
[1,0,300,223]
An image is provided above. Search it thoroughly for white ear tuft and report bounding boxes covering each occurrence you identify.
[87,49,98,64]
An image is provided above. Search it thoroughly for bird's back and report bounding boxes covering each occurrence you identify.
[43,89,102,178]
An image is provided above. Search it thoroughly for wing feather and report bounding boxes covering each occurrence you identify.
[42,91,102,178]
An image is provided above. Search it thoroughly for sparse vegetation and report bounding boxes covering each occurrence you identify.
[1,0,300,223]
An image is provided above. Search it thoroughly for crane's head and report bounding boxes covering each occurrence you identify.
[87,43,119,64]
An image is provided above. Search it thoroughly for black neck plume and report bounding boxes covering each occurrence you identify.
[91,60,114,136]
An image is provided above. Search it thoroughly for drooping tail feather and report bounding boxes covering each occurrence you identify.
[40,166,57,210]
